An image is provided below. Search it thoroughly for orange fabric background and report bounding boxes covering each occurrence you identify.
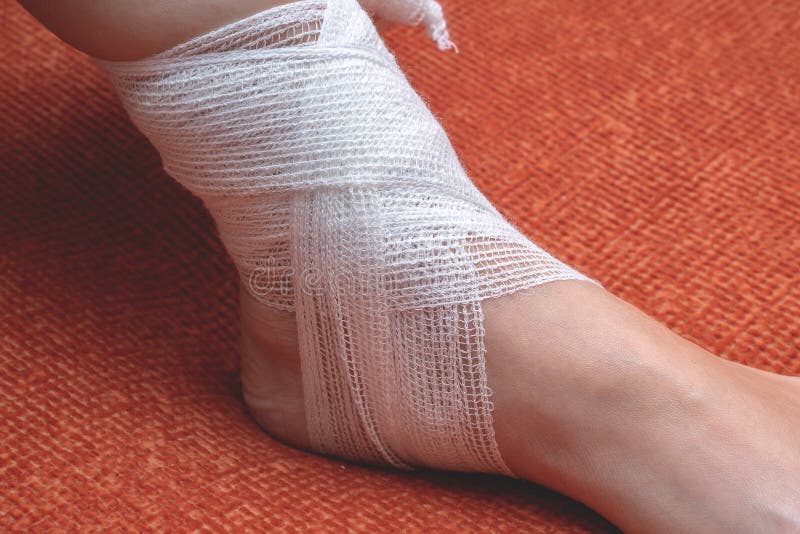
[1,0,798,531]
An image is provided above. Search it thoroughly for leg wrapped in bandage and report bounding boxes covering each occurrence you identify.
[97,0,595,475]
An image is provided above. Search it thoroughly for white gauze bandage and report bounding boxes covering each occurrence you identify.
[98,0,594,475]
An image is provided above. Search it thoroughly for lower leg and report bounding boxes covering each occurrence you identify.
[17,0,445,60]
[17,0,292,60]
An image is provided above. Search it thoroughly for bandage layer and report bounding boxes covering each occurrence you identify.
[98,0,594,475]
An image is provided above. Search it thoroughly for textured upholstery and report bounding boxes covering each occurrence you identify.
[1,0,797,530]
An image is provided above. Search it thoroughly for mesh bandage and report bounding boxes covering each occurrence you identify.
[98,0,594,474]
[359,0,455,50]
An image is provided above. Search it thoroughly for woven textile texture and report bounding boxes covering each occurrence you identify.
[1,0,798,531]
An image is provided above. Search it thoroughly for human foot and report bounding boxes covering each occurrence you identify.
[242,279,800,532]
[484,282,800,532]
[96,0,800,529]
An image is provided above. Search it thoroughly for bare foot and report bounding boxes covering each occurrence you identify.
[484,281,800,532]
[241,279,800,532]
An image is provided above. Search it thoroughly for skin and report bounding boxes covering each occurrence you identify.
[17,0,296,60]
[19,1,800,531]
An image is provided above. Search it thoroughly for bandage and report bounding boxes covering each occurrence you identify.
[359,0,455,50]
[97,0,594,475]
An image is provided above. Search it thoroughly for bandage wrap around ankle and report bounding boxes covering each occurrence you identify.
[99,0,593,474]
